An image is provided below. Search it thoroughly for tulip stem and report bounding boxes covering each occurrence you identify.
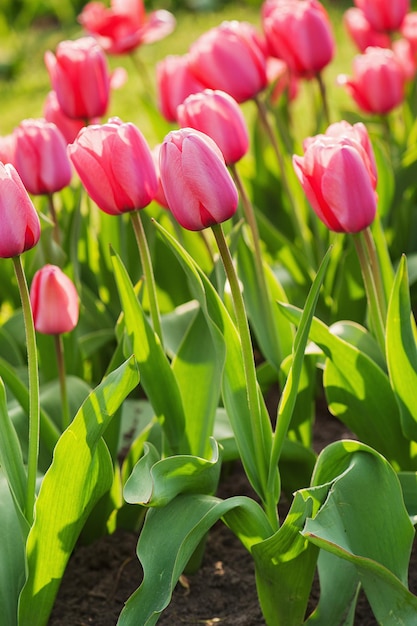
[316,71,330,127]
[13,255,40,526]
[353,230,386,353]
[130,210,163,346]
[47,193,60,245]
[211,223,267,489]
[253,95,314,266]
[54,334,71,430]
[230,163,282,367]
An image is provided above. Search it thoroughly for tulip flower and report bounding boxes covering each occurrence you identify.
[266,57,299,104]
[188,21,268,104]
[159,128,239,231]
[68,117,158,215]
[0,162,41,258]
[30,265,79,335]
[0,133,16,166]
[177,90,249,165]
[44,37,112,120]
[344,7,391,52]
[401,12,417,57]
[44,91,88,144]
[292,124,377,233]
[262,0,335,79]
[14,118,72,196]
[156,54,206,123]
[78,0,176,55]
[354,0,409,33]
[338,47,406,115]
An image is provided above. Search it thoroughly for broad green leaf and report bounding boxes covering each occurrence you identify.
[153,221,273,502]
[397,472,417,523]
[117,493,272,626]
[236,230,294,370]
[172,308,223,457]
[123,439,221,507]
[0,378,27,518]
[18,358,139,626]
[280,305,412,470]
[386,255,417,441]
[305,441,417,625]
[111,248,187,454]
[160,300,199,359]
[0,472,27,626]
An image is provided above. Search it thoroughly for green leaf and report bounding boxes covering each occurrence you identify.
[279,305,412,470]
[0,472,27,626]
[305,441,417,625]
[123,439,221,507]
[153,220,273,501]
[117,493,272,626]
[386,255,417,441]
[18,358,139,626]
[111,248,187,454]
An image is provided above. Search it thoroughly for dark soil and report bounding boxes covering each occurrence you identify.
[48,407,415,626]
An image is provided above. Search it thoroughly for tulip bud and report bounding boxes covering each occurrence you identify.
[262,0,335,79]
[159,128,239,231]
[177,89,249,165]
[354,0,409,33]
[338,47,406,115]
[44,37,112,120]
[68,117,158,215]
[293,122,377,233]
[44,91,87,145]
[30,265,79,335]
[14,118,72,196]
[188,21,268,103]
[344,8,391,52]
[0,163,41,258]
[156,54,206,123]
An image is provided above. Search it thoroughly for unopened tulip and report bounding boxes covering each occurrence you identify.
[151,144,169,209]
[188,21,268,103]
[354,0,409,33]
[262,0,334,78]
[78,0,175,55]
[338,47,406,115]
[177,90,249,165]
[14,118,72,195]
[44,37,112,120]
[293,123,377,233]
[401,12,417,56]
[44,91,88,144]
[159,128,239,231]
[344,7,391,52]
[30,265,79,335]
[156,54,206,123]
[0,163,41,258]
[392,38,417,81]
[68,117,158,215]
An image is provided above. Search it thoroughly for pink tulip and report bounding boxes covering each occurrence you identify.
[344,8,391,52]
[78,0,176,55]
[266,57,299,103]
[68,117,158,215]
[156,54,206,123]
[151,144,169,209]
[30,265,79,335]
[44,37,112,120]
[14,118,72,196]
[0,163,41,258]
[354,0,409,33]
[177,90,249,165]
[401,12,417,56]
[188,21,268,103]
[159,128,239,231]
[0,133,16,166]
[262,0,334,78]
[43,91,88,144]
[293,122,377,233]
[338,47,406,115]
[392,38,417,81]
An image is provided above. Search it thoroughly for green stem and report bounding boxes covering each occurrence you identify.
[54,334,71,430]
[13,255,40,526]
[316,71,330,127]
[253,94,315,266]
[230,162,282,367]
[211,224,266,488]
[130,210,163,346]
[47,193,60,245]
[363,226,388,323]
[353,231,386,353]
